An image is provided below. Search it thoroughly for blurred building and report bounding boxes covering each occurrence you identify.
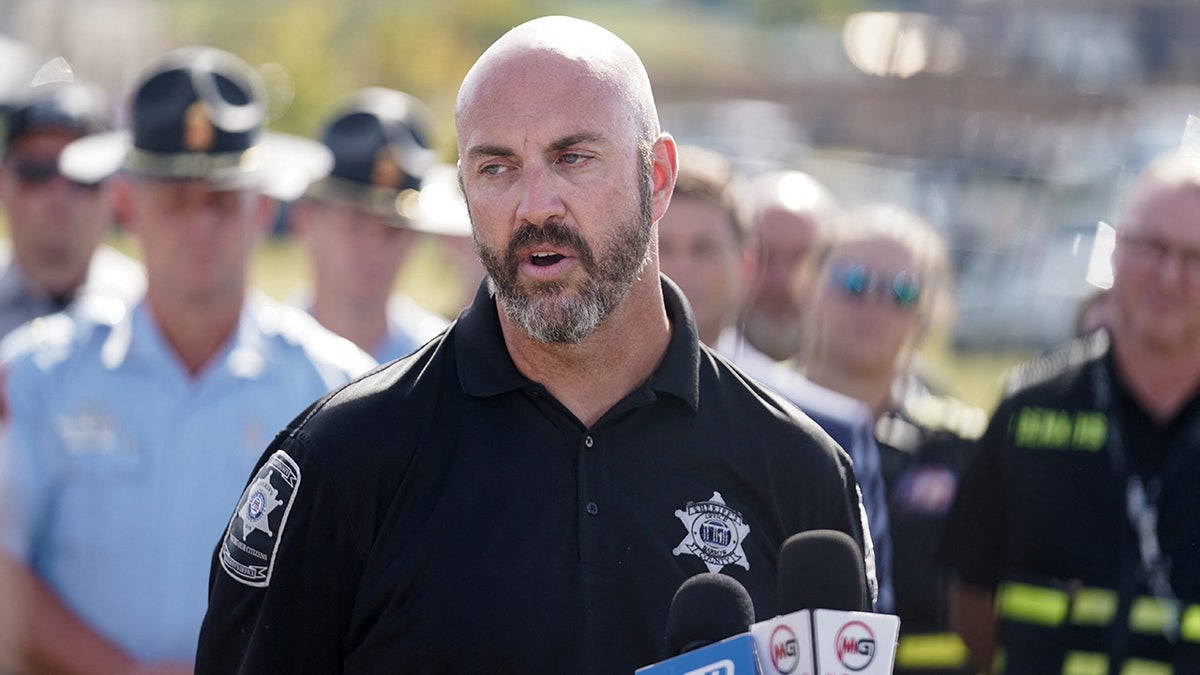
[655,0,1200,352]
[3,0,1198,351]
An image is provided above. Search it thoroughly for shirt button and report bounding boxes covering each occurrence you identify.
[584,435,594,448]
[586,501,599,516]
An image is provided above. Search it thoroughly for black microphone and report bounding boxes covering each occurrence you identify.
[638,573,762,673]
[664,572,757,656]
[777,529,870,613]
[752,529,897,675]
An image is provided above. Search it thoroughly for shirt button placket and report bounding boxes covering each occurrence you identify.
[583,435,598,517]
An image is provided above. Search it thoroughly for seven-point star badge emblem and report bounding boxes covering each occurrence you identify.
[240,470,283,540]
[672,491,752,573]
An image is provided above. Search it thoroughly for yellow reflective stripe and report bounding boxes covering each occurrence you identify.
[1062,651,1108,675]
[1129,596,1180,636]
[1119,658,1173,675]
[1070,587,1118,626]
[997,581,1069,627]
[894,632,968,669]
[1182,604,1200,643]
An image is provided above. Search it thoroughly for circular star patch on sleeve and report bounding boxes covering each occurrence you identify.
[218,449,301,587]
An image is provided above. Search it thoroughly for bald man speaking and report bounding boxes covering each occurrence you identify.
[196,16,872,673]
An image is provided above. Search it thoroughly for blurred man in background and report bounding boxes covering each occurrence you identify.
[0,46,373,674]
[941,149,1200,673]
[720,169,840,365]
[657,144,753,346]
[292,87,448,362]
[0,80,144,340]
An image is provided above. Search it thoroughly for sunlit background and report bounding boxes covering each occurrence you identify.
[2,0,1198,407]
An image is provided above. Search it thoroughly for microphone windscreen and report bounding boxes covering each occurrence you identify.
[664,572,756,656]
[777,529,869,613]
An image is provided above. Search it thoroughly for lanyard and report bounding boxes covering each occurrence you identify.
[1091,358,1180,642]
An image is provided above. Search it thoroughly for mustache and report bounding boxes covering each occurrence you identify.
[507,219,595,269]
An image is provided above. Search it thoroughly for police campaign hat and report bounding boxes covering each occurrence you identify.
[59,46,330,199]
[304,87,438,221]
[4,80,111,159]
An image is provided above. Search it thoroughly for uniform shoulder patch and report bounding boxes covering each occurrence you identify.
[218,449,301,587]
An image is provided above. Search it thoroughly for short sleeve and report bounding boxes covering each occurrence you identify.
[196,431,364,673]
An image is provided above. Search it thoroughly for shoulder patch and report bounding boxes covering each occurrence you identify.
[218,449,302,587]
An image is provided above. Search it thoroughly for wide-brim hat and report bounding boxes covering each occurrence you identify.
[303,87,438,221]
[4,79,111,158]
[59,46,330,200]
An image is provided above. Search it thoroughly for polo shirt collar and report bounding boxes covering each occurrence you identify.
[455,274,701,411]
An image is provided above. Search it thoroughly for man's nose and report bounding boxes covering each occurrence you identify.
[514,162,566,226]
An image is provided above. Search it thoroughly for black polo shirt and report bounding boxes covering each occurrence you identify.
[197,276,868,674]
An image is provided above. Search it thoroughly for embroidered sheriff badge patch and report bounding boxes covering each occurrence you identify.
[672,491,751,573]
[218,449,301,587]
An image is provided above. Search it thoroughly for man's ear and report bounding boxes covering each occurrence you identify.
[649,133,678,224]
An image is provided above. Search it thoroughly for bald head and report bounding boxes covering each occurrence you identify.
[456,16,660,146]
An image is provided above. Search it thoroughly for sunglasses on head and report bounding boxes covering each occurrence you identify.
[828,262,922,308]
[8,158,98,190]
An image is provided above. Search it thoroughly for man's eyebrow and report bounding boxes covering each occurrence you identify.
[465,144,514,161]
[550,132,605,151]
[465,133,606,161]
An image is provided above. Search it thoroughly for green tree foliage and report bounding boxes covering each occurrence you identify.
[163,0,546,159]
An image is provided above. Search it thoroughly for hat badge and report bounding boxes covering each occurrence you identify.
[371,147,406,189]
[184,102,216,152]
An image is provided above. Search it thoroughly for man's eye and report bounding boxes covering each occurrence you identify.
[479,163,510,176]
[559,153,587,165]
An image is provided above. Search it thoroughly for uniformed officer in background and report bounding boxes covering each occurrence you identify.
[720,168,841,365]
[940,149,1200,673]
[291,87,449,362]
[0,46,374,674]
[0,78,145,340]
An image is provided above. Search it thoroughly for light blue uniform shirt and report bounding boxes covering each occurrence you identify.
[374,294,449,363]
[0,294,375,662]
[0,243,145,341]
[298,292,448,364]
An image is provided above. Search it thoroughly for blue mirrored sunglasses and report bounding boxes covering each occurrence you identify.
[828,262,922,308]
